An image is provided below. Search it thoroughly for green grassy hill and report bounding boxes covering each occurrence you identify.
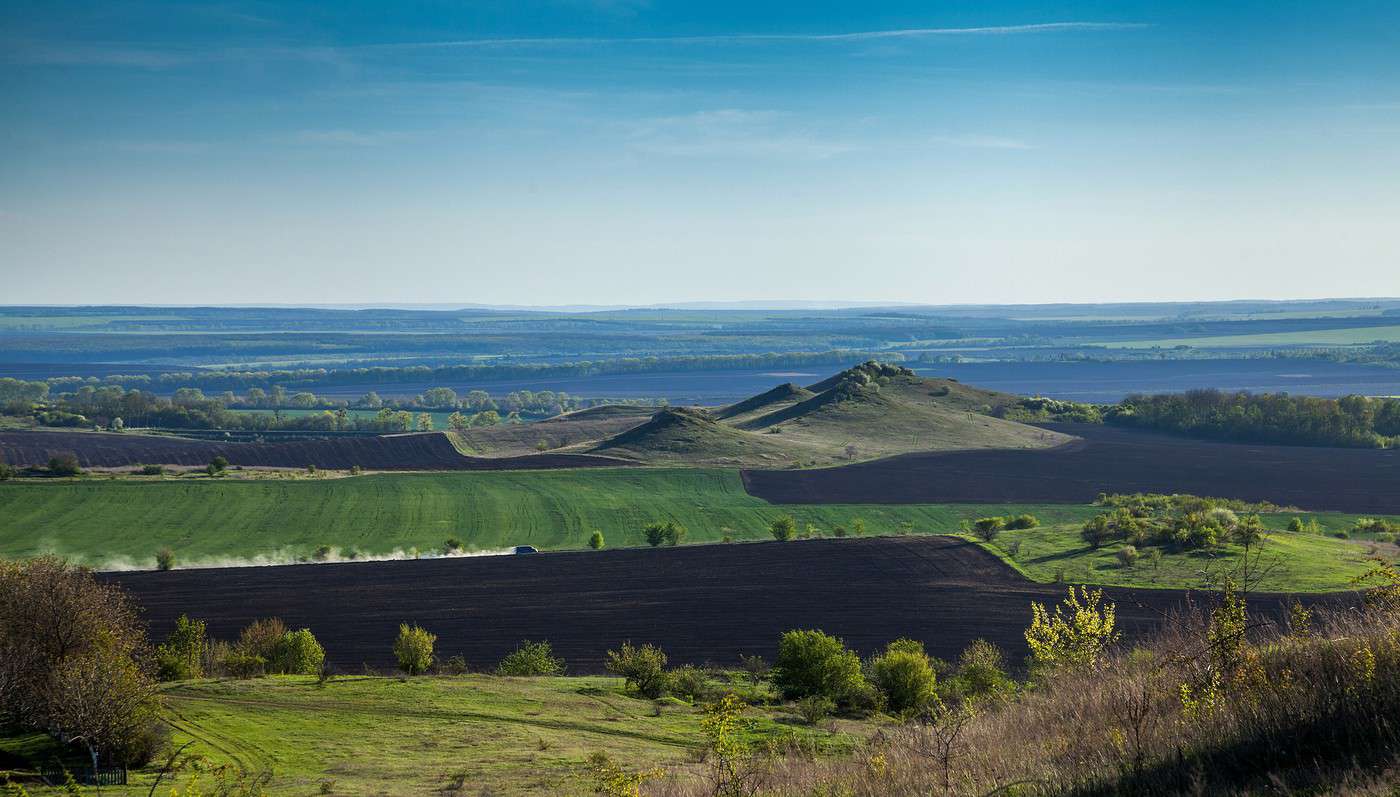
[0,470,1391,591]
[0,673,871,796]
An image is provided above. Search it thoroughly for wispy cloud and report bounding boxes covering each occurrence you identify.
[291,129,413,146]
[370,22,1148,51]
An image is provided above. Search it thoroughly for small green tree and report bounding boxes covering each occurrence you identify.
[643,522,667,547]
[588,531,605,550]
[443,537,463,553]
[1081,515,1113,549]
[1116,545,1139,568]
[769,515,798,542]
[155,547,176,571]
[47,453,82,476]
[700,693,762,797]
[393,623,436,675]
[851,518,867,536]
[972,517,1006,542]
[662,521,686,546]
[207,455,228,475]
[605,642,669,698]
[1024,586,1119,674]
[870,639,939,717]
[1007,514,1040,530]
[275,629,325,675]
[156,614,208,681]
[771,629,866,704]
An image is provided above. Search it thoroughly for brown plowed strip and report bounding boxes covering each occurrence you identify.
[742,423,1400,514]
[105,536,1338,674]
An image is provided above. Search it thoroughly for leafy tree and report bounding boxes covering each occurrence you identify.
[605,642,670,698]
[663,521,686,546]
[156,615,207,681]
[769,515,798,542]
[588,531,605,550]
[1117,545,1139,568]
[155,547,176,571]
[972,517,1006,542]
[447,411,471,432]
[1007,514,1040,530]
[415,412,434,431]
[1025,586,1119,674]
[275,629,325,675]
[496,640,565,676]
[946,639,1014,705]
[771,629,866,705]
[1081,515,1113,549]
[700,693,762,797]
[851,518,867,536]
[643,522,667,547]
[47,453,82,476]
[870,639,939,717]
[393,623,436,675]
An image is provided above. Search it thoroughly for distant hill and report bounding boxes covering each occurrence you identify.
[583,361,1071,466]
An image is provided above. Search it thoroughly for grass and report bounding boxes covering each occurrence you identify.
[0,469,1394,591]
[0,468,1095,568]
[1106,323,1400,349]
[967,516,1389,593]
[0,673,872,795]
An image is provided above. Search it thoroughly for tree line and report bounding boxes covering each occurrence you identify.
[1114,388,1400,448]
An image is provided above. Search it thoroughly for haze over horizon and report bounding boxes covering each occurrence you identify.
[3,1,1399,305]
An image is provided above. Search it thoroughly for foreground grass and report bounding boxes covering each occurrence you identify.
[1,674,871,796]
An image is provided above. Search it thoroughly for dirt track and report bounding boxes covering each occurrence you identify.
[742,423,1400,513]
[105,536,1325,673]
[0,429,631,471]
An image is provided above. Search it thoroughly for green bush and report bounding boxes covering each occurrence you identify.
[443,537,463,553]
[393,623,436,675]
[643,521,686,547]
[588,531,605,550]
[1117,545,1139,568]
[943,639,1014,705]
[139,464,164,476]
[605,642,669,698]
[436,654,469,675]
[276,628,326,675]
[1007,514,1040,530]
[222,652,266,679]
[155,547,176,571]
[795,695,835,725]
[497,640,565,676]
[156,614,208,681]
[870,639,939,717]
[771,629,867,706]
[667,665,715,703]
[973,517,1006,542]
[47,453,82,476]
[769,515,798,542]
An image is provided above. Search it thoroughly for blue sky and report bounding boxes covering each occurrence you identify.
[2,1,1398,305]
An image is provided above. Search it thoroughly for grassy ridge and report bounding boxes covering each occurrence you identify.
[2,674,869,795]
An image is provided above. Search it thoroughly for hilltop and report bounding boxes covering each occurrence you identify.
[582,361,1071,466]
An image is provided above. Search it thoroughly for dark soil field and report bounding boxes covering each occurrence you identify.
[106,536,1325,673]
[743,423,1400,513]
[0,429,629,471]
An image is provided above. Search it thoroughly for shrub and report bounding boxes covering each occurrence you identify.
[393,623,436,675]
[437,654,469,675]
[833,525,848,538]
[945,639,1014,705]
[139,464,164,476]
[769,515,798,542]
[973,517,1006,542]
[206,455,228,476]
[275,628,326,675]
[1025,586,1119,674]
[1116,545,1139,568]
[312,545,333,561]
[1081,515,1113,549]
[222,652,266,679]
[668,665,715,703]
[588,531,605,550]
[739,654,770,683]
[47,453,82,476]
[662,521,686,546]
[1006,514,1040,530]
[606,642,670,698]
[771,629,867,706]
[497,640,565,676]
[443,537,463,553]
[235,617,287,665]
[643,522,667,547]
[851,518,867,536]
[870,639,939,717]
[155,547,176,571]
[795,695,835,725]
[156,614,207,681]
[1288,516,1306,533]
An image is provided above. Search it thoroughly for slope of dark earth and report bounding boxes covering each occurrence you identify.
[104,536,1331,673]
[742,423,1400,513]
[0,429,631,471]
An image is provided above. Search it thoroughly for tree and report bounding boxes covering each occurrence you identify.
[206,455,228,476]
[605,642,670,698]
[275,629,325,675]
[47,453,82,476]
[233,618,287,674]
[415,412,434,432]
[1025,586,1119,674]
[643,522,667,547]
[769,516,798,542]
[156,615,207,681]
[972,517,1006,542]
[700,693,764,797]
[155,547,176,571]
[1007,514,1040,530]
[870,639,939,717]
[588,531,605,550]
[851,518,867,537]
[474,410,501,427]
[1116,545,1139,568]
[447,411,471,433]
[771,629,866,704]
[393,623,436,675]
[1081,515,1113,549]
[662,521,686,546]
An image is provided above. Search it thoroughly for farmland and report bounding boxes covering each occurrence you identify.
[106,536,1309,674]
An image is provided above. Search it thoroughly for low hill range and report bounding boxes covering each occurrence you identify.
[0,362,1072,470]
[470,360,1071,466]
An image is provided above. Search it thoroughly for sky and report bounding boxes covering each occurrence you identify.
[2,0,1399,306]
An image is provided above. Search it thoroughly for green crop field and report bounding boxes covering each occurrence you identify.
[1,673,870,796]
[1106,323,1400,349]
[0,469,1392,591]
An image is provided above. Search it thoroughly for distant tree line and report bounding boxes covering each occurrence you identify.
[1114,389,1400,448]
